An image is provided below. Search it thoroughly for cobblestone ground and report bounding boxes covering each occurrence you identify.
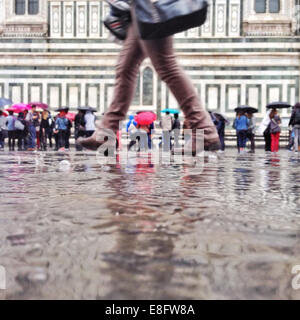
[0,150,300,300]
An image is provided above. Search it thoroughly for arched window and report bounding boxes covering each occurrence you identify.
[255,0,280,13]
[28,0,39,15]
[15,0,26,15]
[15,0,39,15]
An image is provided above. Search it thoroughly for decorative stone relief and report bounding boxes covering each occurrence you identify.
[90,3,100,36]
[78,5,86,35]
[2,0,48,37]
[215,1,226,36]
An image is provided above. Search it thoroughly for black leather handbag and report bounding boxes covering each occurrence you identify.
[135,0,208,40]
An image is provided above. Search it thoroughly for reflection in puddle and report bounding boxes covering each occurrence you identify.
[0,150,300,299]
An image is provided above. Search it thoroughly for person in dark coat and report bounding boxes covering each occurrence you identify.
[215,114,226,151]
[75,110,86,151]
[172,113,181,148]
[288,103,300,152]
[16,112,27,151]
[40,110,50,151]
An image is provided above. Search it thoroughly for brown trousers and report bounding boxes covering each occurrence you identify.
[101,7,218,144]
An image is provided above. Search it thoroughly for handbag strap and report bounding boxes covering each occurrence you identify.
[148,0,160,23]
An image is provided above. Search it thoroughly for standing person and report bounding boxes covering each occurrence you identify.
[6,111,16,151]
[47,112,54,149]
[15,112,27,151]
[78,3,220,154]
[61,108,72,150]
[40,110,50,151]
[233,111,249,153]
[25,105,38,151]
[258,109,272,152]
[269,109,281,153]
[33,109,41,150]
[0,111,7,150]
[53,115,59,151]
[55,111,69,151]
[288,103,300,153]
[172,113,181,148]
[75,110,86,151]
[127,115,138,150]
[215,114,226,152]
[84,110,96,138]
[246,113,256,153]
[160,111,173,151]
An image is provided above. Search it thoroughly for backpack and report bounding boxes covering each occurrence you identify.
[294,110,300,125]
[15,119,25,131]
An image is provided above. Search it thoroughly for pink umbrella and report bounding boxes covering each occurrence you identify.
[135,111,157,126]
[65,112,76,122]
[28,102,49,110]
[7,104,31,113]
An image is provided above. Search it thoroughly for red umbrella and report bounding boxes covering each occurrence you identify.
[28,102,49,110]
[135,111,157,126]
[65,112,76,122]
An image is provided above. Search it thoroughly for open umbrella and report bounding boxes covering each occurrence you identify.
[213,112,230,124]
[78,106,97,112]
[65,112,76,122]
[0,98,13,109]
[235,105,258,114]
[28,102,49,110]
[161,108,181,114]
[78,106,91,111]
[136,110,155,114]
[266,102,291,109]
[7,103,31,113]
[135,111,157,125]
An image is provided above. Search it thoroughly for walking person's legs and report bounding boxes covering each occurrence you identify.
[141,34,218,149]
[79,11,219,153]
[78,24,146,150]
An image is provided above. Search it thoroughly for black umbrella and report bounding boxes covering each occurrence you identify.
[77,106,91,111]
[266,102,291,109]
[0,98,13,109]
[235,105,258,114]
[55,107,69,112]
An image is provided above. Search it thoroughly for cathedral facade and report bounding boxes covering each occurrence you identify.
[0,0,299,121]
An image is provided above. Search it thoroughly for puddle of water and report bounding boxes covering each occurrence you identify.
[0,150,300,299]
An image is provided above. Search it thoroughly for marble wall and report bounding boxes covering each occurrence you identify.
[0,0,299,121]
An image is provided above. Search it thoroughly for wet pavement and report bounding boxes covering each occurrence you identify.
[0,149,300,300]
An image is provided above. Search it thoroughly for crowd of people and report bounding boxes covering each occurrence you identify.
[1,102,300,154]
[0,106,96,152]
[230,103,300,154]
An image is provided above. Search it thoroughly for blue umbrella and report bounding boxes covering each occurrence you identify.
[161,108,181,114]
[0,98,13,109]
